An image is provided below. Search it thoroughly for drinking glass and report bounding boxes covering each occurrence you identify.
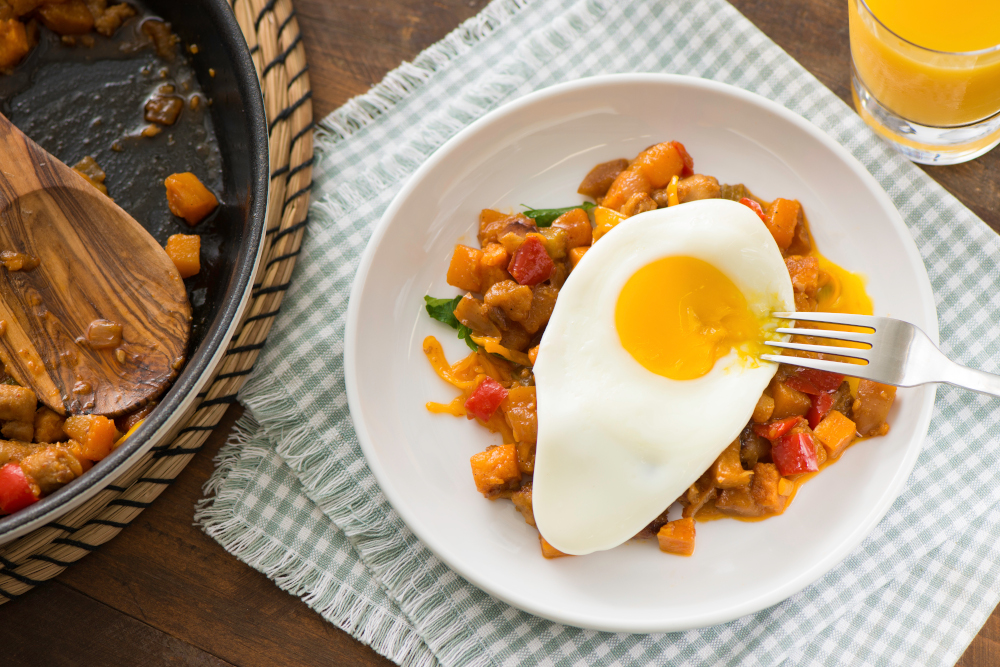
[848,0,1000,165]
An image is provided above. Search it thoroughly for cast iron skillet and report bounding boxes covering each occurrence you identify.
[0,0,269,544]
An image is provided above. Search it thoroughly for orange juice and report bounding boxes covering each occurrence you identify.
[849,0,1000,126]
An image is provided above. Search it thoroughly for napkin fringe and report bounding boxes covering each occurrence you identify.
[239,374,493,667]
[316,0,532,145]
[196,417,437,667]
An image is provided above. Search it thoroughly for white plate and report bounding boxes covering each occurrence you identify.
[344,74,937,633]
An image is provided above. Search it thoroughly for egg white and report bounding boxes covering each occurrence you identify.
[531,199,795,555]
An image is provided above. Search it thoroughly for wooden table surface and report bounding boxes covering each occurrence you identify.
[6,1,1000,665]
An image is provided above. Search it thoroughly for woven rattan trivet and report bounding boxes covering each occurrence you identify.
[0,0,313,602]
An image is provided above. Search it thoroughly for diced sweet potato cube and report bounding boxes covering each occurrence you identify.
[164,172,218,225]
[1,420,32,442]
[34,407,65,443]
[568,246,588,270]
[764,198,801,251]
[771,381,812,419]
[511,483,534,526]
[657,517,695,556]
[484,279,533,322]
[62,414,116,461]
[752,393,775,423]
[37,0,93,35]
[470,444,520,497]
[502,386,537,445]
[785,255,819,297]
[446,245,483,292]
[519,284,558,334]
[715,486,762,517]
[165,234,201,278]
[551,207,592,249]
[0,19,30,69]
[853,379,896,436]
[0,384,36,423]
[750,462,783,513]
[813,410,857,458]
[539,534,571,559]
[577,158,628,198]
[710,439,752,489]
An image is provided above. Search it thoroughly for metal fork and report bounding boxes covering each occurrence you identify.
[762,312,1000,398]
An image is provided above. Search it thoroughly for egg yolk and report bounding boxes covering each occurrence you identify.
[615,256,770,381]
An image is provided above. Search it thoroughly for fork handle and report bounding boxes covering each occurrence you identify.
[939,358,1000,398]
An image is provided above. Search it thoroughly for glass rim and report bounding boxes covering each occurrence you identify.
[857,0,1000,57]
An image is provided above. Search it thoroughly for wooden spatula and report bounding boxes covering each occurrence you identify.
[0,112,191,417]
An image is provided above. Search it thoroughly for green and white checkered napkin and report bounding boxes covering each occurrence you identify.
[195,0,1000,664]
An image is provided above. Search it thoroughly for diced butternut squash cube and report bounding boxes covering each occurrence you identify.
[0,19,30,69]
[777,478,795,496]
[165,234,201,278]
[164,172,218,225]
[551,207,592,249]
[539,534,572,558]
[568,246,588,270]
[771,381,811,419]
[764,198,801,251]
[63,414,116,461]
[527,345,539,365]
[502,386,537,445]
[813,410,857,458]
[470,444,520,497]
[446,244,483,292]
[592,206,626,243]
[752,393,775,423]
[480,242,509,268]
[657,517,695,556]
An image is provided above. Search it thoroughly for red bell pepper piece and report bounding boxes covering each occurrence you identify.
[752,416,805,441]
[739,197,767,224]
[465,377,508,422]
[0,463,37,514]
[786,368,845,395]
[508,237,554,286]
[807,392,835,429]
[670,141,694,177]
[772,431,820,476]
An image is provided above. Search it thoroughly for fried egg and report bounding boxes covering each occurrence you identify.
[532,199,795,555]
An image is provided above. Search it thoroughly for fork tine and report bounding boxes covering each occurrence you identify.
[761,353,881,380]
[765,340,871,361]
[775,327,874,345]
[772,311,878,329]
